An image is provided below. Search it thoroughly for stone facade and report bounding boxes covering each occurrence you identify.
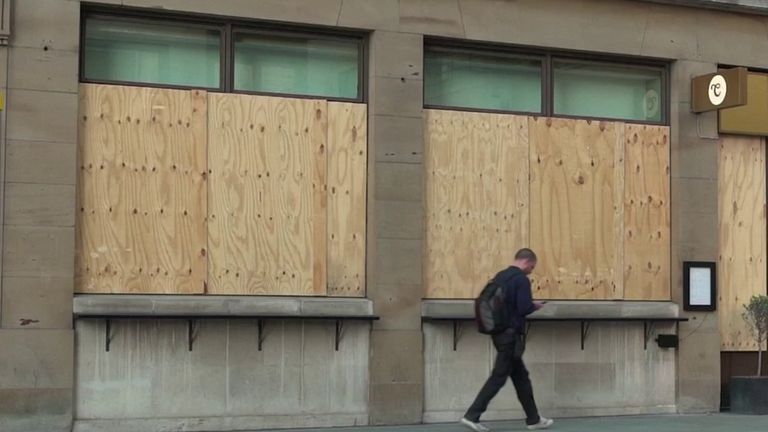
[5,0,767,429]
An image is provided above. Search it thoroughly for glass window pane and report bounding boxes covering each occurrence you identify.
[234,33,359,99]
[554,61,663,122]
[84,17,221,88]
[425,49,542,113]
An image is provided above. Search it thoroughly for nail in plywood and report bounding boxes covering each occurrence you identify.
[718,135,767,351]
[529,117,617,300]
[327,102,367,297]
[76,84,207,294]
[207,94,327,295]
[424,109,529,299]
[623,124,671,300]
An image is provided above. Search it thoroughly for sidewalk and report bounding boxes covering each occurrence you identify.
[259,414,768,432]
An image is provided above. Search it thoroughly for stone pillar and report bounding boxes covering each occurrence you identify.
[367,29,426,424]
[669,60,721,413]
[0,1,79,430]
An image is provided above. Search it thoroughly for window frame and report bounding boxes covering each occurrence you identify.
[550,56,668,125]
[229,27,365,102]
[79,6,367,103]
[80,12,228,92]
[424,38,670,126]
[423,44,547,116]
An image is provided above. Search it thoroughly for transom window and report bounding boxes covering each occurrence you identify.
[81,12,364,102]
[425,43,667,124]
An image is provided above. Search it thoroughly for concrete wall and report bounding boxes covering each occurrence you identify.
[0,1,79,431]
[74,320,370,432]
[7,0,768,429]
[424,322,677,422]
[641,0,768,14]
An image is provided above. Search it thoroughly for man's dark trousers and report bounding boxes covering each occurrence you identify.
[464,330,541,425]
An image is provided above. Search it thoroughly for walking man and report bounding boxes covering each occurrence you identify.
[460,248,554,431]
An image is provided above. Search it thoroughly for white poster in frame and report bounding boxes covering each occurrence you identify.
[683,261,717,311]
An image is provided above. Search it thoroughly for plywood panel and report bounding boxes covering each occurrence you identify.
[623,124,671,300]
[718,136,767,351]
[327,102,367,297]
[424,110,529,299]
[529,117,617,300]
[613,123,626,300]
[76,84,207,294]
[208,94,327,295]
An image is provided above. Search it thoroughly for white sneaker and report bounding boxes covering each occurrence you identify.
[460,417,491,432]
[527,417,554,430]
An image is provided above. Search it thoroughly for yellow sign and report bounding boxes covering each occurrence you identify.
[720,72,768,136]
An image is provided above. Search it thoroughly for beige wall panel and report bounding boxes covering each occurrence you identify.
[624,124,672,300]
[327,102,367,297]
[718,136,767,351]
[76,84,207,294]
[424,110,529,298]
[529,117,617,300]
[207,94,327,295]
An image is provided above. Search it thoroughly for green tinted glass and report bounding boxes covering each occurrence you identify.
[84,17,221,88]
[234,33,359,99]
[425,49,542,113]
[554,61,663,122]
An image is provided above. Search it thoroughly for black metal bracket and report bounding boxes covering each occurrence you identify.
[81,315,379,353]
[188,319,198,352]
[423,316,688,352]
[257,319,266,351]
[580,321,592,350]
[452,320,464,351]
[644,321,655,350]
[335,320,345,351]
[105,319,113,352]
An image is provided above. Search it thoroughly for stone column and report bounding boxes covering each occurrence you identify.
[367,29,426,424]
[0,1,79,430]
[669,60,721,413]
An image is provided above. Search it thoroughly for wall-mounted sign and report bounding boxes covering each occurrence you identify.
[719,72,768,136]
[683,261,717,312]
[691,67,747,113]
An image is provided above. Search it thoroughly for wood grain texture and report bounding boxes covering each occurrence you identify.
[424,109,529,298]
[327,102,367,297]
[207,94,326,295]
[76,84,207,294]
[529,117,617,300]
[718,136,767,351]
[623,124,671,300]
[613,123,626,300]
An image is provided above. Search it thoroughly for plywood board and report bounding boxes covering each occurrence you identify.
[718,136,767,351]
[424,109,529,298]
[327,102,367,297]
[207,94,327,295]
[76,84,207,294]
[623,124,671,300]
[529,117,617,299]
[613,123,626,300]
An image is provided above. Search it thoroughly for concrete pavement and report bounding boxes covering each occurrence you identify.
[259,414,768,432]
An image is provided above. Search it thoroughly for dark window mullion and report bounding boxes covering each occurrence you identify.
[224,23,233,93]
[544,54,553,117]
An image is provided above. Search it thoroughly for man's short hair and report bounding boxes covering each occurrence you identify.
[514,248,537,262]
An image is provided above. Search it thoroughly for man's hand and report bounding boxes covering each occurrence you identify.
[533,301,547,311]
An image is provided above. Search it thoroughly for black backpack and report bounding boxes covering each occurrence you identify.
[474,269,521,335]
